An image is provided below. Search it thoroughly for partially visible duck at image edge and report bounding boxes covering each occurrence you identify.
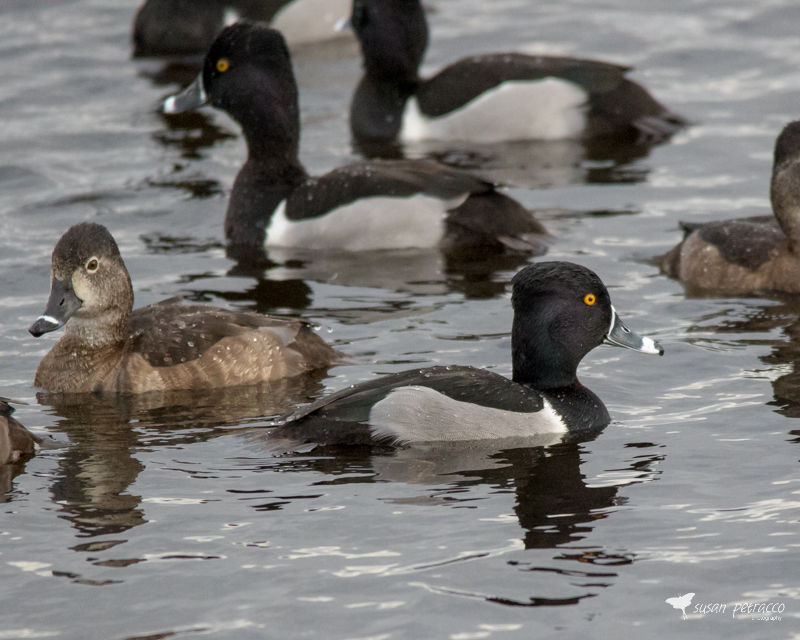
[29,222,342,394]
[163,22,548,265]
[348,0,686,145]
[659,120,800,294]
[266,261,664,450]
[0,399,41,466]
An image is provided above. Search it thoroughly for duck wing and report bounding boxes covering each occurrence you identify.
[268,365,545,447]
[127,301,333,369]
[283,159,494,221]
[416,53,629,118]
[696,217,786,270]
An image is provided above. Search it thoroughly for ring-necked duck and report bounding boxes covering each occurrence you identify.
[659,121,800,294]
[0,399,40,465]
[133,0,350,59]
[163,22,547,264]
[28,223,342,394]
[265,261,663,448]
[348,0,685,145]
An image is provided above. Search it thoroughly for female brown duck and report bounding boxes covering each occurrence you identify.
[659,120,800,294]
[29,222,342,394]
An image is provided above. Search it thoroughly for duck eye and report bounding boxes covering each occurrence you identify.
[216,58,230,73]
[584,293,596,306]
[86,258,99,272]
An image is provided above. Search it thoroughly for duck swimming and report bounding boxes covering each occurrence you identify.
[163,22,547,264]
[348,0,685,145]
[266,261,663,448]
[659,120,800,294]
[29,222,342,394]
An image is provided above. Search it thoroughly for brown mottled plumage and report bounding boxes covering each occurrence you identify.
[0,399,40,465]
[29,223,342,394]
[658,121,800,294]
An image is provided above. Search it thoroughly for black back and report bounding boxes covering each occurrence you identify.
[283,159,492,221]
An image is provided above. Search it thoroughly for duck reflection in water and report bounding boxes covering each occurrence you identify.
[244,434,661,604]
[37,375,327,537]
[683,297,800,424]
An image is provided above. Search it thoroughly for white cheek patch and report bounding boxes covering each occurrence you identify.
[368,385,567,444]
[265,194,458,251]
[401,78,588,143]
[36,315,60,326]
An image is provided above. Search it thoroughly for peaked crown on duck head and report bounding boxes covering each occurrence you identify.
[202,21,301,161]
[511,262,613,390]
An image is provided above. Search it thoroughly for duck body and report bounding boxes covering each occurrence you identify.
[133,0,349,58]
[30,223,342,395]
[659,121,800,294]
[349,0,685,145]
[267,261,663,448]
[0,399,41,466]
[164,23,547,263]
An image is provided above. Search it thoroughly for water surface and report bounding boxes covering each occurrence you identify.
[1,1,799,638]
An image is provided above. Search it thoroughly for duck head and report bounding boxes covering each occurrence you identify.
[511,261,662,390]
[771,120,800,253]
[29,222,133,344]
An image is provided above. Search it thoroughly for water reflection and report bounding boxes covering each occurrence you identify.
[154,110,236,162]
[355,137,655,189]
[245,434,663,604]
[683,297,800,420]
[165,248,536,319]
[37,376,328,537]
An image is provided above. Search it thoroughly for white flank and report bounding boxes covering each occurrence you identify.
[401,78,587,143]
[369,385,567,444]
[272,0,352,46]
[265,194,461,251]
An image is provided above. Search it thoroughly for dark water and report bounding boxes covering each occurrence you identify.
[1,0,799,638]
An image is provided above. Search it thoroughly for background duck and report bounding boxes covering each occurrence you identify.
[163,22,548,265]
[265,261,663,450]
[348,0,685,145]
[133,0,351,59]
[29,223,342,394]
[658,120,800,294]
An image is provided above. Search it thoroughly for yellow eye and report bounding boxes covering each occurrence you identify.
[216,58,230,73]
[584,293,596,306]
[86,258,99,272]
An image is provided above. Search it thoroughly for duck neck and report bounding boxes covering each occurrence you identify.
[224,105,308,257]
[350,74,418,140]
[511,310,581,390]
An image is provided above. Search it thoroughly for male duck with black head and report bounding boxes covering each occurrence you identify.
[163,22,548,265]
[266,262,663,449]
[659,121,800,294]
[29,223,342,394]
[348,0,686,146]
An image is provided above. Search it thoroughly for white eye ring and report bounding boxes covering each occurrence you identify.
[86,257,99,272]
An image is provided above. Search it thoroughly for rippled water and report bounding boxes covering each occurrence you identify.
[1,0,799,638]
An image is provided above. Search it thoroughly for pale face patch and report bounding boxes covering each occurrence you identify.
[401,78,588,143]
[368,385,567,444]
[266,194,459,251]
